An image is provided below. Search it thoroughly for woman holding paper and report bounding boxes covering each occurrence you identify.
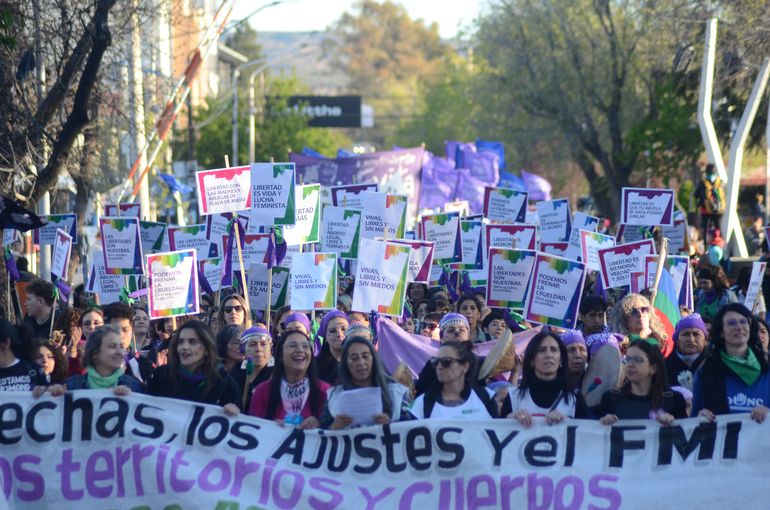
[610,293,670,355]
[410,341,499,420]
[249,330,330,428]
[147,321,240,416]
[322,335,410,429]
[691,303,770,422]
[508,332,588,426]
[316,310,349,384]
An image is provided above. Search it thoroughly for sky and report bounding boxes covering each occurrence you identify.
[232,0,485,39]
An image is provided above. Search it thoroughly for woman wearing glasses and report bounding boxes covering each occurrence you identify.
[230,326,273,411]
[248,330,330,429]
[692,303,770,423]
[409,341,499,420]
[217,294,252,329]
[598,340,686,425]
[322,335,411,429]
[508,332,588,427]
[610,293,671,356]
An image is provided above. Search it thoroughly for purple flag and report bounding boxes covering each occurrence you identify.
[419,153,458,210]
[454,169,487,215]
[522,170,552,201]
[302,147,327,158]
[376,315,439,377]
[445,141,474,166]
[476,139,507,171]
[458,148,499,186]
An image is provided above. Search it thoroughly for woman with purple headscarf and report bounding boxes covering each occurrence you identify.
[316,310,349,384]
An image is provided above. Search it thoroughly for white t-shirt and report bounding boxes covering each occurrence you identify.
[410,388,495,420]
[508,388,577,418]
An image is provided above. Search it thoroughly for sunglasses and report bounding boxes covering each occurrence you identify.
[421,322,439,331]
[224,305,244,314]
[430,356,460,368]
[629,307,649,317]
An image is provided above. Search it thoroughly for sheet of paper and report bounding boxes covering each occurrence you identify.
[332,387,383,426]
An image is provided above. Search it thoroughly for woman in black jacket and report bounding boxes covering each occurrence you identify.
[148,320,240,416]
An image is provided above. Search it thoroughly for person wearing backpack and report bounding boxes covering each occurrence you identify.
[694,163,726,234]
[410,341,499,420]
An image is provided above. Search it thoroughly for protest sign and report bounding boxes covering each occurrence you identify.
[420,212,462,265]
[104,202,141,218]
[321,206,362,259]
[452,219,484,270]
[580,230,616,272]
[86,250,123,303]
[2,228,15,247]
[1,391,768,509]
[50,229,72,280]
[662,218,688,253]
[443,200,471,216]
[565,212,599,261]
[220,233,272,272]
[360,191,408,240]
[198,258,224,293]
[353,238,410,317]
[168,224,217,261]
[539,242,570,258]
[617,224,654,243]
[139,221,168,255]
[290,252,337,311]
[147,249,199,318]
[743,261,766,311]
[250,162,296,226]
[391,239,434,283]
[483,186,528,223]
[330,182,378,209]
[630,271,646,294]
[195,165,251,215]
[597,239,657,289]
[35,214,77,245]
[486,248,536,310]
[524,253,586,328]
[248,264,291,310]
[644,255,690,294]
[485,224,537,252]
[536,198,571,243]
[99,217,144,275]
[620,187,675,226]
[282,184,321,246]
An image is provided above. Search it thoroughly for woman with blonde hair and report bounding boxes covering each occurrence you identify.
[610,293,671,356]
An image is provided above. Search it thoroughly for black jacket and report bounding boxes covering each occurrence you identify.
[148,365,240,406]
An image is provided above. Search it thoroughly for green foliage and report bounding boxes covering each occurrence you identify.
[0,8,19,49]
[224,23,261,61]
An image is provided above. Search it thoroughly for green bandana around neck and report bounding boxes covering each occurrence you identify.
[86,365,124,389]
[720,349,761,387]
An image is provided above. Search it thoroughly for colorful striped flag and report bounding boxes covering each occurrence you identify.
[653,267,680,357]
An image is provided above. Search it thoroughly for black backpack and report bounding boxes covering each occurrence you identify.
[423,385,499,418]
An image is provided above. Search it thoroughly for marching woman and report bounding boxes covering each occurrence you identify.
[599,340,687,425]
[148,321,240,416]
[410,341,499,420]
[218,294,252,329]
[610,293,671,356]
[64,325,143,394]
[216,324,245,373]
[456,294,488,343]
[230,326,274,411]
[249,330,330,428]
[508,331,588,426]
[35,339,69,384]
[315,310,349,384]
[692,303,770,422]
[322,335,411,429]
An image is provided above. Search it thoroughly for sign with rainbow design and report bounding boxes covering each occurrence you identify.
[524,253,586,328]
[195,166,252,215]
[486,248,536,310]
[353,238,410,317]
[289,252,338,311]
[99,217,144,275]
[420,211,462,265]
[147,249,199,319]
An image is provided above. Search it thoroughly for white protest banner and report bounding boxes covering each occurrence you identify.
[34,214,77,245]
[597,239,657,289]
[99,217,144,275]
[420,212,462,265]
[662,218,688,253]
[104,202,141,218]
[195,165,252,215]
[282,184,321,246]
[743,261,766,311]
[139,221,167,255]
[321,206,362,259]
[168,224,217,261]
[486,248,536,310]
[290,252,337,311]
[331,182,378,209]
[3,391,768,509]
[537,198,572,243]
[484,224,537,252]
[198,258,224,293]
[580,230,616,272]
[353,238,410,317]
[539,241,570,258]
[565,212,599,261]
[483,186,528,223]
[147,249,199,319]
[50,229,72,280]
[451,219,484,270]
[86,250,123,303]
[360,191,408,240]
[391,239,434,283]
[247,264,291,309]
[644,255,690,300]
[620,187,675,226]
[250,162,296,226]
[524,253,586,328]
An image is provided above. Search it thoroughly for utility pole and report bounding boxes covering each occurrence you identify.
[129,0,150,220]
[33,0,49,279]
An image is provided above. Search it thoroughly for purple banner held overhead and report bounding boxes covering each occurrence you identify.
[419,153,459,211]
[457,147,499,186]
[522,170,552,201]
[454,169,487,216]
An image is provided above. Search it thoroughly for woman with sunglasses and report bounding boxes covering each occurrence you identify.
[249,330,330,429]
[322,335,411,429]
[508,332,588,427]
[217,294,252,329]
[599,340,686,425]
[230,326,274,411]
[692,303,770,423]
[410,341,499,420]
[610,293,671,356]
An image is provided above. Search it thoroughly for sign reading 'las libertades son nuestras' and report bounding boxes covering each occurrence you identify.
[0,392,767,508]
